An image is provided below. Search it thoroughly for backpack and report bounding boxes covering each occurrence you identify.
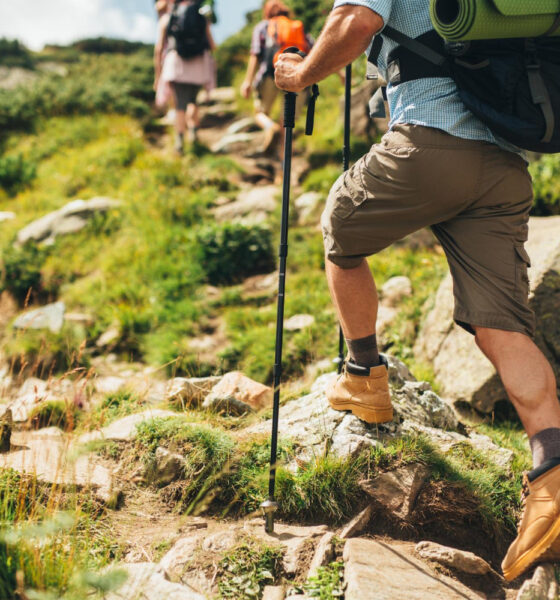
[167,1,208,60]
[263,16,309,76]
[368,27,560,153]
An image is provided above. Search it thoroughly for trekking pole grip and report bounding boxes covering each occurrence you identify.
[281,46,304,129]
[284,92,297,129]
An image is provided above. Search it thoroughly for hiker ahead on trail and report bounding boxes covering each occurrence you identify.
[155,0,216,154]
[240,0,313,153]
[275,0,560,584]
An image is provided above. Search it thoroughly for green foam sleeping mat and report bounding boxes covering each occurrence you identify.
[430,0,560,41]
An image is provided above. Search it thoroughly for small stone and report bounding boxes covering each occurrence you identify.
[94,376,127,395]
[96,326,121,348]
[294,191,323,225]
[227,117,258,135]
[0,211,15,222]
[381,276,413,306]
[213,185,278,222]
[208,87,235,104]
[211,132,259,154]
[262,586,285,600]
[10,378,51,422]
[517,564,558,600]
[79,409,180,444]
[149,447,186,487]
[13,301,66,333]
[360,464,430,521]
[204,372,272,413]
[415,541,492,575]
[339,506,374,539]
[307,532,335,579]
[376,304,398,335]
[284,314,315,332]
[167,376,221,409]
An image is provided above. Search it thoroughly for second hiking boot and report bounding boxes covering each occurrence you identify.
[502,463,560,581]
[327,356,393,424]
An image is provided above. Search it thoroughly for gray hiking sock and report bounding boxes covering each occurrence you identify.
[529,428,560,469]
[345,334,380,368]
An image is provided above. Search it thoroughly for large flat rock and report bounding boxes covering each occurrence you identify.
[0,436,118,505]
[343,538,478,599]
[415,217,560,412]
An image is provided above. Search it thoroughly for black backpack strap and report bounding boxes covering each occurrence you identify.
[367,26,450,86]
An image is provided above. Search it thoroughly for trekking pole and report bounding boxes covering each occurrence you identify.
[262,49,319,535]
[335,63,353,375]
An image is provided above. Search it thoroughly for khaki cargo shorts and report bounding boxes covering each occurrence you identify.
[321,125,535,336]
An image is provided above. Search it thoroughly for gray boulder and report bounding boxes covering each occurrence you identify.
[415,216,560,413]
[13,301,65,333]
[211,132,259,155]
[415,541,493,576]
[16,197,119,246]
[213,185,278,223]
[244,356,458,461]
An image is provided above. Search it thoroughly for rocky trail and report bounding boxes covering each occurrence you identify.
[1,87,560,599]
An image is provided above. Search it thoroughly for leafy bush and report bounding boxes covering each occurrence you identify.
[0,153,37,195]
[196,223,275,286]
[0,52,153,135]
[68,38,152,55]
[29,400,79,431]
[0,542,16,600]
[0,243,48,305]
[530,154,560,215]
[0,38,34,69]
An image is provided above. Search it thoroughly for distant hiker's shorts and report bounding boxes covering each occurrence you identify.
[321,125,536,336]
[254,75,309,118]
[171,82,201,111]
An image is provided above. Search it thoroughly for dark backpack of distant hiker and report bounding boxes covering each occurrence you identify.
[368,26,560,153]
[263,15,309,77]
[167,1,208,60]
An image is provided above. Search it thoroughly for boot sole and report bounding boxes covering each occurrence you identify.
[503,512,560,581]
[328,399,393,424]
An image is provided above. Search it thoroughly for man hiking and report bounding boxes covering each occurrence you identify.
[275,0,560,582]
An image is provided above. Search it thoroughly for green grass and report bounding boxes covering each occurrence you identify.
[217,538,284,600]
[297,561,345,598]
[0,470,123,598]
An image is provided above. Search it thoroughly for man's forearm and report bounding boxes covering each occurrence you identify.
[298,6,383,88]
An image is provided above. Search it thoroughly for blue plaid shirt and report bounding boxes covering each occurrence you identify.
[333,0,520,153]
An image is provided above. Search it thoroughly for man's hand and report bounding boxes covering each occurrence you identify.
[275,6,382,92]
[240,80,252,99]
[275,53,306,93]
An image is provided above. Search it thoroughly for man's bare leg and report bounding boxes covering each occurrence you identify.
[325,258,378,339]
[475,328,560,436]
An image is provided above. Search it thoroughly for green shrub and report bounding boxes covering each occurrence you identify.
[0,542,16,600]
[530,154,560,215]
[196,223,275,286]
[0,153,37,195]
[0,38,34,69]
[4,325,89,377]
[0,243,48,305]
[29,400,79,431]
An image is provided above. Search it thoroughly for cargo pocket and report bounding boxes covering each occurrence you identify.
[514,245,531,302]
[330,163,368,221]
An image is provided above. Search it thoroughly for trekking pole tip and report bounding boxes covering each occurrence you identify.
[261,498,279,534]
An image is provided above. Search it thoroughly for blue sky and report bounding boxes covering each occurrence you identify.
[0,0,263,51]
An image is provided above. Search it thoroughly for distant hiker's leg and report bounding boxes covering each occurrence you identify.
[175,110,186,135]
[474,328,560,439]
[186,103,199,143]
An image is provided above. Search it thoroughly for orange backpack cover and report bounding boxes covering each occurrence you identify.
[266,15,309,69]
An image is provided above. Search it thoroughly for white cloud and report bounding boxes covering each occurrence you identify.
[0,0,158,50]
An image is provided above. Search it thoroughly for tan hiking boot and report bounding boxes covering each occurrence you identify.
[502,464,560,581]
[327,356,393,424]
